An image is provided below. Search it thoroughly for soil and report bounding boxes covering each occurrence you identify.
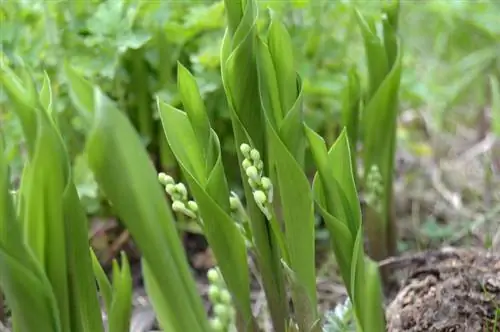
[383,247,500,332]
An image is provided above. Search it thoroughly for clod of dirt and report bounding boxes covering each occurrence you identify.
[384,247,500,332]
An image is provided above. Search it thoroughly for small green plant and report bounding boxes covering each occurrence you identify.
[340,0,403,268]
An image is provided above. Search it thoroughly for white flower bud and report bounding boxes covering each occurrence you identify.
[207,268,220,283]
[260,176,273,203]
[165,183,175,195]
[219,289,232,305]
[213,304,229,321]
[229,196,239,211]
[187,200,198,213]
[249,149,260,161]
[242,158,252,170]
[256,160,264,170]
[158,172,174,186]
[175,183,188,200]
[209,317,223,331]
[253,190,267,205]
[172,201,186,212]
[245,166,259,182]
[240,143,251,157]
[208,285,220,302]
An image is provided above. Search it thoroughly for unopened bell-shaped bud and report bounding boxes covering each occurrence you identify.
[208,285,220,302]
[242,158,252,170]
[172,201,186,212]
[260,176,273,203]
[207,268,220,284]
[253,190,267,205]
[219,289,232,305]
[175,183,188,200]
[240,143,251,157]
[249,148,260,162]
[187,200,198,213]
[165,183,175,195]
[245,166,259,182]
[158,172,174,186]
[209,317,223,331]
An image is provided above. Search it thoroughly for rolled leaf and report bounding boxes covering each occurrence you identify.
[257,16,318,331]
[158,92,255,329]
[221,0,288,330]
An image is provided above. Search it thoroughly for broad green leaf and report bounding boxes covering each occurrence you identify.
[267,18,297,120]
[307,127,354,288]
[156,104,206,182]
[382,0,400,68]
[221,1,288,330]
[16,102,72,332]
[361,39,402,201]
[63,180,106,332]
[158,100,253,327]
[63,61,94,127]
[349,228,366,331]
[224,0,244,36]
[0,131,62,332]
[85,89,209,332]
[354,9,389,98]
[177,62,212,163]
[341,68,361,180]
[0,63,38,155]
[362,259,386,332]
[142,260,177,332]
[0,246,62,332]
[305,127,359,234]
[2,65,103,332]
[259,32,317,328]
[266,117,318,331]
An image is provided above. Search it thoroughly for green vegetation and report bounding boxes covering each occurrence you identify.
[1,0,499,331]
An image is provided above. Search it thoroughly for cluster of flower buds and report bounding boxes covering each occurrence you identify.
[365,164,384,213]
[158,172,200,220]
[206,267,236,331]
[240,144,273,219]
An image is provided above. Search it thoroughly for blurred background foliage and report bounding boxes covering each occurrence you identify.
[1,0,499,221]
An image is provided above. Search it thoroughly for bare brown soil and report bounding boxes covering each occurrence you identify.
[383,247,500,332]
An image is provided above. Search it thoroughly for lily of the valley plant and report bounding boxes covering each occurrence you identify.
[0,0,394,331]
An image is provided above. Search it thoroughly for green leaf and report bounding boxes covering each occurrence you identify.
[108,252,132,332]
[142,260,177,332]
[17,102,72,332]
[354,9,389,98]
[40,71,53,115]
[267,17,297,120]
[85,88,209,332]
[158,100,254,327]
[63,61,95,127]
[259,39,317,330]
[221,1,288,330]
[177,62,212,163]
[0,63,38,155]
[91,249,112,312]
[0,125,62,332]
[306,126,384,332]
[3,64,104,332]
[341,68,361,182]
